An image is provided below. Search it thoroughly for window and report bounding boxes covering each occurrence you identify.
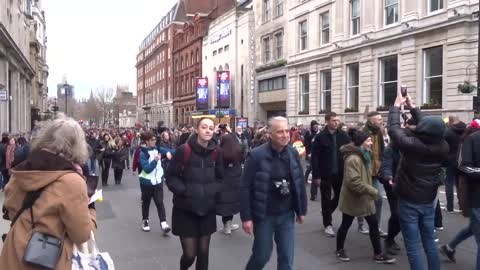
[213,50,217,56]
[275,0,283,17]
[219,48,223,54]
[274,32,283,59]
[347,63,359,110]
[299,21,308,51]
[380,55,398,106]
[196,49,199,63]
[263,0,270,22]
[168,66,171,77]
[259,76,286,92]
[299,74,310,113]
[429,0,444,13]
[320,70,331,112]
[385,0,399,25]
[320,12,330,45]
[224,45,229,52]
[191,53,194,65]
[423,46,443,106]
[181,56,184,69]
[351,0,360,35]
[263,36,271,63]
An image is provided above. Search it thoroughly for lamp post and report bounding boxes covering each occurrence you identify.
[63,82,69,117]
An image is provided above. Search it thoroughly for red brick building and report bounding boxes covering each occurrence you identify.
[172,0,236,126]
[136,0,235,128]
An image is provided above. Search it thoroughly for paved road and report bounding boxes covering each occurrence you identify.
[0,168,477,270]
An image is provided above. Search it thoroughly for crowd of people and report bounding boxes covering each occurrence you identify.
[0,91,479,270]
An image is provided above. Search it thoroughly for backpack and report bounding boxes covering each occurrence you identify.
[136,148,150,173]
[182,143,218,168]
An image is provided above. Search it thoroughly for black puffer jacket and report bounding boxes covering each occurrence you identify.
[388,107,449,204]
[444,122,467,167]
[459,129,480,208]
[166,134,224,216]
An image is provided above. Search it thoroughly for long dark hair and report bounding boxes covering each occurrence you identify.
[220,133,242,165]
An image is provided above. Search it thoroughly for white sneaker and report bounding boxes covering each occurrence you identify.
[223,223,232,235]
[142,220,151,232]
[325,226,335,237]
[358,224,369,235]
[230,223,240,231]
[161,221,171,235]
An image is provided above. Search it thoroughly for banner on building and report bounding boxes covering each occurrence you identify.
[236,117,248,129]
[195,77,209,110]
[216,71,231,108]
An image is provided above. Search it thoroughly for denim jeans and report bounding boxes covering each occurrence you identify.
[445,165,459,211]
[448,224,473,249]
[87,158,97,176]
[398,199,440,270]
[245,211,295,270]
[471,208,480,270]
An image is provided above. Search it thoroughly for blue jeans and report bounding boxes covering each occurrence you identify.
[445,165,458,211]
[448,225,473,249]
[471,208,480,270]
[245,211,295,270]
[398,199,440,270]
[87,158,97,176]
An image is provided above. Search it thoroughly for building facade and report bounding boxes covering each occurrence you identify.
[253,0,288,125]
[29,0,48,126]
[171,0,236,126]
[286,0,479,124]
[0,0,39,133]
[173,15,210,126]
[113,85,137,128]
[136,3,179,129]
[202,0,255,125]
[56,79,75,118]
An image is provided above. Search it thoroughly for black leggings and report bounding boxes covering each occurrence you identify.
[221,215,233,225]
[113,169,123,183]
[102,159,111,184]
[140,184,166,222]
[180,235,211,270]
[337,213,382,255]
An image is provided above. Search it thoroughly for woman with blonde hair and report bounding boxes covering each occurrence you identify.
[100,133,117,186]
[0,114,97,270]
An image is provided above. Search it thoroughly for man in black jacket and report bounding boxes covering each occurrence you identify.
[388,94,448,270]
[444,115,466,212]
[303,120,319,199]
[311,112,351,237]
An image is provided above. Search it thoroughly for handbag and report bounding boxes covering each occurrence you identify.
[72,231,115,270]
[3,185,64,269]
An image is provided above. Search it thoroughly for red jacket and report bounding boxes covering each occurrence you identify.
[132,146,142,172]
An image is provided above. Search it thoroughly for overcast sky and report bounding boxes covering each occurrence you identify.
[44,0,177,99]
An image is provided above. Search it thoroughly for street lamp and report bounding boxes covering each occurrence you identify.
[62,82,69,117]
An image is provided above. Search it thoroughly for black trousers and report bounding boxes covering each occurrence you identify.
[113,169,123,184]
[434,199,443,228]
[384,182,401,242]
[222,215,233,224]
[337,213,382,255]
[320,175,343,227]
[102,159,112,185]
[140,184,166,222]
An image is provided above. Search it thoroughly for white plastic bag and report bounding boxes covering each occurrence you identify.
[72,231,115,270]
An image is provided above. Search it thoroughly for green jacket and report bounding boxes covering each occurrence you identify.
[339,144,378,217]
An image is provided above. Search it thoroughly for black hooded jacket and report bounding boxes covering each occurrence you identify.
[444,121,467,166]
[388,107,449,204]
[166,134,224,216]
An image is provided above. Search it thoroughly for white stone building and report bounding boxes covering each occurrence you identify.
[253,0,288,125]
[285,0,479,125]
[0,0,37,133]
[202,0,255,125]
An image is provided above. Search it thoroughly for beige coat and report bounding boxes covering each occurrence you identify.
[0,169,96,270]
[338,144,378,217]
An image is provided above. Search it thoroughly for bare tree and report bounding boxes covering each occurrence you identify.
[95,86,115,127]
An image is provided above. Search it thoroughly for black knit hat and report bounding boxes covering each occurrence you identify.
[348,128,370,146]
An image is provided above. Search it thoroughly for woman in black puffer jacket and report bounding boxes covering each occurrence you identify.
[166,117,223,270]
[217,131,242,235]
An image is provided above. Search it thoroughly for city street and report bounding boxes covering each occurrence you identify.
[2,167,476,270]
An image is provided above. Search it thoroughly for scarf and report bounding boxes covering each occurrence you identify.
[6,144,16,170]
[360,145,372,170]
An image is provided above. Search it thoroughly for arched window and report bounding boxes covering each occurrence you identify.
[191,52,194,65]
[196,49,199,63]
[218,65,223,71]
[181,56,184,69]
[225,63,229,70]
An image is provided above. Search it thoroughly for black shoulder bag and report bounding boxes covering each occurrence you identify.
[2,186,64,270]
